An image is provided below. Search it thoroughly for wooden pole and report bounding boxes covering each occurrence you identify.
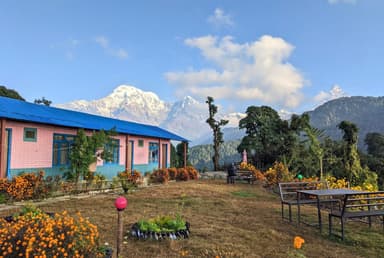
[116,210,123,258]
[125,135,130,174]
[158,139,161,169]
[0,119,6,178]
[183,141,187,168]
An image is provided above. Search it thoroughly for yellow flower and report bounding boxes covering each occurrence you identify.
[293,236,305,249]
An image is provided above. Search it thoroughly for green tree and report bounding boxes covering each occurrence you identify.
[206,96,228,171]
[362,132,384,189]
[285,113,311,172]
[365,132,384,158]
[238,106,293,170]
[0,85,25,101]
[69,128,116,183]
[34,97,52,106]
[304,126,326,180]
[338,121,361,185]
[337,121,378,189]
[176,142,190,167]
[170,144,178,167]
[321,138,345,179]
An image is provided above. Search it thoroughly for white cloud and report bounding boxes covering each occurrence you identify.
[328,0,357,5]
[94,36,128,59]
[51,38,81,60]
[165,35,306,109]
[207,8,234,27]
[95,36,109,48]
[314,84,348,104]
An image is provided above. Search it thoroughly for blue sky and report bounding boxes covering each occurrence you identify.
[1,0,383,115]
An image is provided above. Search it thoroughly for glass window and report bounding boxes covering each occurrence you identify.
[24,128,37,142]
[53,134,75,166]
[104,139,119,164]
[148,142,159,163]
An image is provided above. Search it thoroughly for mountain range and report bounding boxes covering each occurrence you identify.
[57,85,384,150]
[56,85,244,144]
[306,96,384,149]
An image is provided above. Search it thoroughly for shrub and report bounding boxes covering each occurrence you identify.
[239,162,265,182]
[0,171,51,201]
[176,168,189,181]
[93,173,106,189]
[118,170,142,193]
[150,169,169,184]
[168,167,178,180]
[264,162,293,187]
[186,166,199,180]
[0,205,103,257]
[252,169,265,182]
[239,162,255,171]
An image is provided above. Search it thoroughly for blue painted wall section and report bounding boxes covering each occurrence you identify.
[10,164,125,180]
[10,166,70,179]
[96,164,125,180]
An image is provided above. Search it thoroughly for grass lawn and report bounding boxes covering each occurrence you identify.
[1,179,383,257]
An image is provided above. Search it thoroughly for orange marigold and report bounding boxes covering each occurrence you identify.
[293,236,305,249]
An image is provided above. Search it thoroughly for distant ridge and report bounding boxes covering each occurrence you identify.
[190,96,384,169]
[57,85,384,150]
[307,96,384,149]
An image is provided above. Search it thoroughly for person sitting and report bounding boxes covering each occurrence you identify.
[227,163,237,184]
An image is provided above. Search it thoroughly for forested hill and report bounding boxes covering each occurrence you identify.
[307,96,384,149]
[189,140,241,171]
[189,96,384,170]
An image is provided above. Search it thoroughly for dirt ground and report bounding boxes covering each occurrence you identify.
[1,179,383,258]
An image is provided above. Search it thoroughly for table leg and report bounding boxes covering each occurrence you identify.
[317,197,322,233]
[297,192,301,226]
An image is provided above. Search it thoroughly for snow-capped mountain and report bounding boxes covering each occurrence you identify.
[56,85,170,125]
[56,85,244,144]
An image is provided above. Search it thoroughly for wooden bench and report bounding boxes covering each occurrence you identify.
[278,181,330,222]
[329,191,384,240]
[235,170,255,184]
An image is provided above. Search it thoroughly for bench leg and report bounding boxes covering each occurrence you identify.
[288,204,292,222]
[341,218,345,240]
[328,214,332,236]
[281,203,284,220]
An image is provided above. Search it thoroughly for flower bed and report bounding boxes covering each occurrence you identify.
[0,205,104,257]
[130,215,190,240]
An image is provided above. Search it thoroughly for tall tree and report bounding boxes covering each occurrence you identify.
[206,96,228,171]
[0,85,25,101]
[365,132,384,158]
[304,126,326,180]
[238,106,293,170]
[170,144,178,167]
[363,132,384,189]
[338,121,362,185]
[34,97,52,106]
[176,142,189,167]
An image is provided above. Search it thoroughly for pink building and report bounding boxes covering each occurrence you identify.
[0,97,187,179]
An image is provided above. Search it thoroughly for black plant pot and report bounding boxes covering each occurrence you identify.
[104,247,113,258]
[130,222,190,240]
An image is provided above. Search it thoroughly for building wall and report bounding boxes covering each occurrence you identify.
[7,121,75,169]
[5,120,172,179]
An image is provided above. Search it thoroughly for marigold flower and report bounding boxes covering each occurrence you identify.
[293,236,305,249]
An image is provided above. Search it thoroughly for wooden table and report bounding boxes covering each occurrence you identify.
[297,188,367,233]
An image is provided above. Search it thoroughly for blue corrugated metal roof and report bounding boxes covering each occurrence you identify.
[0,96,188,142]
